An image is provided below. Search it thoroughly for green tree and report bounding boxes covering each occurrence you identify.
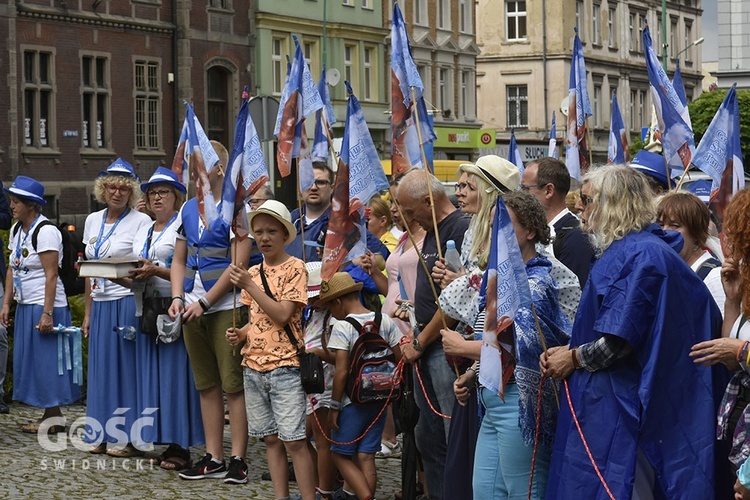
[688,88,750,174]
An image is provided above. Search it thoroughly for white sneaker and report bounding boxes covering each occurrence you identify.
[375,440,402,459]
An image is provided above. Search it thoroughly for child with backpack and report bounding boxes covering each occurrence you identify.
[316,272,403,500]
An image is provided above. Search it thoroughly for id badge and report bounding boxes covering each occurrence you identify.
[12,276,23,302]
[91,277,105,294]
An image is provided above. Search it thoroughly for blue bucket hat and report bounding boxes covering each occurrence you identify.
[4,176,46,205]
[684,179,711,204]
[630,150,674,189]
[98,158,139,180]
[140,166,187,194]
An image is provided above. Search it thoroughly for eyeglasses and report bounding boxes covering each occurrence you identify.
[520,183,545,191]
[579,191,593,206]
[312,179,331,189]
[106,185,131,195]
[147,189,172,199]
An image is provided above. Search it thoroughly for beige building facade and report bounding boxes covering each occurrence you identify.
[477,0,703,164]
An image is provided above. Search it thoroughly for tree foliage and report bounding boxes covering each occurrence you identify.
[688,88,750,173]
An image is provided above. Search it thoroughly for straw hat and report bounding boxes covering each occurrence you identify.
[460,155,520,193]
[247,200,297,245]
[316,272,363,306]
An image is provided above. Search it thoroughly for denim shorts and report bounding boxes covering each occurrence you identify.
[330,403,387,456]
[243,366,307,441]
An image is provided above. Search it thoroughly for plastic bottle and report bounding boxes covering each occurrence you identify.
[444,240,462,273]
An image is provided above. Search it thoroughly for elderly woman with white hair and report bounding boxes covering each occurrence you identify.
[83,159,152,457]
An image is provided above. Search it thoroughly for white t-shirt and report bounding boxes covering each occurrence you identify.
[84,208,152,301]
[175,203,238,313]
[691,250,726,318]
[328,311,402,407]
[8,217,66,307]
[132,212,182,298]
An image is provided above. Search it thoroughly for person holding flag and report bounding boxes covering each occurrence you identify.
[540,164,722,499]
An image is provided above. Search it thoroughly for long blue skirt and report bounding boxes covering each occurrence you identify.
[136,330,204,448]
[13,304,81,408]
[85,297,139,444]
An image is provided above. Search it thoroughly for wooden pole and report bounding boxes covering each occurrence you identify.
[531,303,560,410]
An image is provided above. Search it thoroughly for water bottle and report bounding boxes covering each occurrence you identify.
[444,240,462,273]
[113,326,136,341]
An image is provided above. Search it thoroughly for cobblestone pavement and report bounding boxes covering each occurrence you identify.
[0,402,404,499]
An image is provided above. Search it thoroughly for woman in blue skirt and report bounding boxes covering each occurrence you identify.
[127,167,204,470]
[0,176,81,432]
[82,159,151,456]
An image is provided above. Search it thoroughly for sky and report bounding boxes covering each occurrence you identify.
[702,0,718,61]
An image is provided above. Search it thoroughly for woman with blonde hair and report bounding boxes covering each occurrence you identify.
[83,159,152,456]
[367,195,399,252]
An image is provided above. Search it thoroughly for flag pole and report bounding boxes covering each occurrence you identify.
[232,224,238,357]
[410,86,443,260]
[585,126,593,171]
[297,163,307,264]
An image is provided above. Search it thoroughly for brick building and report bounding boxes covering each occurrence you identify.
[1,0,255,227]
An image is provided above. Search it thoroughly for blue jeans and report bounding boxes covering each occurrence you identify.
[473,386,551,500]
[413,343,456,500]
[243,366,307,441]
[0,325,7,397]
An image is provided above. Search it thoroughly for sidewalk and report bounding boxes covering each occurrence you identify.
[0,402,403,499]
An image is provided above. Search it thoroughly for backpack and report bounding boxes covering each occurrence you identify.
[12,220,86,297]
[343,312,402,405]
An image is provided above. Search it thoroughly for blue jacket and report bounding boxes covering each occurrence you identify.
[181,199,232,293]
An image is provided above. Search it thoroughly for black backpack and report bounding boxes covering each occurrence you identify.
[343,312,402,405]
[12,220,85,297]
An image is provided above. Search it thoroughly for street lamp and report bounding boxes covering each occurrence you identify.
[675,37,705,61]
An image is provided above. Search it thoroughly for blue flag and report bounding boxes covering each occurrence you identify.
[390,2,436,178]
[607,91,630,164]
[549,111,558,159]
[312,67,337,163]
[565,30,592,180]
[185,102,220,229]
[508,129,524,174]
[643,23,694,172]
[274,36,324,185]
[692,86,745,220]
[479,197,532,399]
[221,87,270,240]
[170,118,189,191]
[672,59,692,129]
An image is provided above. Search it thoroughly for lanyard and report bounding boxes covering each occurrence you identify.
[141,212,178,259]
[94,208,130,259]
[14,214,43,266]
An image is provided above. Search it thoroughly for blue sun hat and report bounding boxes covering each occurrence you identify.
[684,179,711,204]
[4,176,46,205]
[98,157,139,180]
[140,166,187,194]
[630,150,674,189]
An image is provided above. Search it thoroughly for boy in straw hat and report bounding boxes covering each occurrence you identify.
[226,200,316,499]
[317,272,404,500]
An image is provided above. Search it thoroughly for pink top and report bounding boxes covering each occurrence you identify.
[383,233,424,335]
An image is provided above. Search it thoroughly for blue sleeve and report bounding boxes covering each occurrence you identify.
[366,230,390,260]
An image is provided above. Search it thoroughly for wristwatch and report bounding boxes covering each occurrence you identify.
[412,337,424,353]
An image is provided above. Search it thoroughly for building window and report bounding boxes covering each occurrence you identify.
[593,84,602,128]
[209,0,229,8]
[414,0,427,25]
[576,0,584,41]
[438,0,450,29]
[638,91,645,130]
[417,64,431,102]
[207,66,230,148]
[684,21,693,61]
[343,0,353,6]
[506,1,527,41]
[670,18,678,58]
[362,0,371,9]
[81,54,110,149]
[638,13,646,53]
[656,16,663,57]
[629,12,636,52]
[439,68,447,114]
[363,46,374,101]
[459,0,472,33]
[134,60,160,151]
[272,38,285,96]
[608,7,616,48]
[344,43,358,93]
[507,85,528,128]
[23,49,55,149]
[460,70,474,119]
[592,4,600,44]
[304,40,318,77]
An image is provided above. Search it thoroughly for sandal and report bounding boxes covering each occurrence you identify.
[89,443,107,454]
[160,445,192,471]
[21,422,66,434]
[106,444,145,458]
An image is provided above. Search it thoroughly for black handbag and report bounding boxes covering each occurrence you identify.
[259,263,325,394]
[140,296,172,335]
